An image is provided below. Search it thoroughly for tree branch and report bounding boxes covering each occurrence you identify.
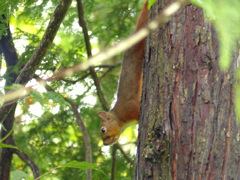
[0,0,72,124]
[76,0,109,111]
[68,100,92,179]
[51,0,188,79]
[36,75,92,180]
[50,72,91,84]
[1,62,120,108]
[99,63,121,80]
[111,144,117,180]
[11,148,41,179]
[15,0,73,85]
[0,0,189,122]
[0,17,19,180]
[115,143,134,165]
[94,63,121,69]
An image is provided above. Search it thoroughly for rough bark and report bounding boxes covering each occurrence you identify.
[135,1,240,179]
[0,21,19,180]
[0,105,16,180]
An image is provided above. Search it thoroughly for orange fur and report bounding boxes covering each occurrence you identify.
[98,1,148,145]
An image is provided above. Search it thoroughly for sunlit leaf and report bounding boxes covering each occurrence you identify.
[4,84,23,90]
[148,0,157,9]
[31,91,44,106]
[44,91,70,107]
[61,161,98,169]
[235,69,240,123]
[10,170,29,180]
[0,100,4,108]
[0,142,20,150]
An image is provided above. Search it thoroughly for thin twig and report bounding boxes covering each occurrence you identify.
[93,62,121,69]
[115,143,134,165]
[58,72,91,83]
[35,166,60,180]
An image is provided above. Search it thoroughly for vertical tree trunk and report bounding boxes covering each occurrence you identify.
[135,1,240,179]
[0,105,16,180]
[0,23,19,180]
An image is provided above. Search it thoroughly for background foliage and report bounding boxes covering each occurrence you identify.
[0,0,240,179]
[1,0,144,179]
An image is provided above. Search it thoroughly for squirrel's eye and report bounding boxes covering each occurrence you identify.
[101,127,106,134]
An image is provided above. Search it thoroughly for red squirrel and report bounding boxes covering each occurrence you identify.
[98,1,148,145]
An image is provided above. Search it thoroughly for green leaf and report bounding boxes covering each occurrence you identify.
[10,170,29,180]
[1,124,7,131]
[61,161,98,169]
[0,100,4,108]
[0,142,20,150]
[55,62,62,72]
[44,91,70,107]
[235,70,240,123]
[31,91,44,106]
[4,84,23,90]
[148,0,157,9]
[190,0,203,7]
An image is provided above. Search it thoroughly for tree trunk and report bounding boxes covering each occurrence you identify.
[0,22,19,180]
[135,1,240,179]
[0,105,16,180]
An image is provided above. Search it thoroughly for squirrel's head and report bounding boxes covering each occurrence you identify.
[98,111,121,145]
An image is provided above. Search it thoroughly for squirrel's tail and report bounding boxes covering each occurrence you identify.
[135,0,148,32]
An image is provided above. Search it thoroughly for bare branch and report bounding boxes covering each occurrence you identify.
[76,0,109,111]
[76,0,92,57]
[111,144,117,180]
[94,63,121,69]
[99,63,121,80]
[68,100,92,177]
[58,72,91,83]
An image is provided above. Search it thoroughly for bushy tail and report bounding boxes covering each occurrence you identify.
[135,0,148,32]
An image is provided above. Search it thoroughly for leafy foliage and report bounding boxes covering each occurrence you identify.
[61,160,98,169]
[0,0,142,179]
[0,0,22,37]
[1,0,239,179]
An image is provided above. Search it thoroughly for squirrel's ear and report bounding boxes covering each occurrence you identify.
[98,111,107,121]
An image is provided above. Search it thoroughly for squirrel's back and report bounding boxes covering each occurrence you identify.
[98,1,148,145]
[116,0,148,101]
